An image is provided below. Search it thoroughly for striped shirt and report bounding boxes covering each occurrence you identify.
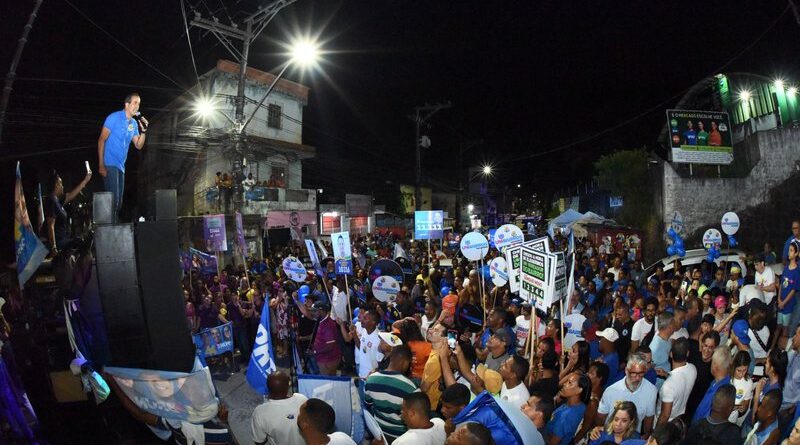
[364,371,419,440]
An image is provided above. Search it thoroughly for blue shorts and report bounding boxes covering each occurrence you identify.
[778,312,792,326]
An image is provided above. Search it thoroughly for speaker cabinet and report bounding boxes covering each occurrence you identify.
[136,221,195,372]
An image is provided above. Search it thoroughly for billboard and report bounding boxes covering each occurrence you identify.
[666,109,733,165]
[414,210,444,240]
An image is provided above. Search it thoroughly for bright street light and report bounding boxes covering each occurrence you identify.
[482,165,492,175]
[290,39,320,67]
[775,79,785,90]
[516,183,521,188]
[738,90,752,101]
[195,98,215,118]
[789,87,798,96]
[467,203,474,212]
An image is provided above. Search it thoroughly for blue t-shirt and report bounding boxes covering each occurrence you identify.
[589,431,640,445]
[603,351,620,387]
[780,264,800,314]
[683,129,697,145]
[102,109,139,172]
[545,403,586,445]
[650,335,672,374]
[692,376,731,422]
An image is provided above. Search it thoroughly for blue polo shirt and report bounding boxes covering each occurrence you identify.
[603,351,620,387]
[692,376,731,423]
[102,109,139,172]
[545,403,586,445]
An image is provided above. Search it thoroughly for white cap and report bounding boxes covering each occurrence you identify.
[596,327,619,343]
[378,332,403,347]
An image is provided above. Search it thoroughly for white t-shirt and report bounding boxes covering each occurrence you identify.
[749,326,771,360]
[515,316,531,356]
[729,377,754,424]
[328,431,357,445]
[563,313,587,351]
[420,314,436,337]
[599,378,657,432]
[392,418,446,445]
[755,267,777,304]
[355,326,384,378]
[500,382,530,408]
[631,318,653,343]
[331,286,348,322]
[670,328,689,340]
[251,393,308,445]
[658,363,697,421]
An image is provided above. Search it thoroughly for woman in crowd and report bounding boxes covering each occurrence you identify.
[544,372,591,445]
[587,401,639,445]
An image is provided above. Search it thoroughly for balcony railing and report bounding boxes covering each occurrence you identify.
[194,186,316,215]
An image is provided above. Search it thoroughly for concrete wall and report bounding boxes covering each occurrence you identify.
[660,127,800,244]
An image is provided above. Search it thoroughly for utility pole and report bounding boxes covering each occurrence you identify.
[189,0,295,210]
[412,102,451,210]
[457,139,482,230]
[0,0,44,146]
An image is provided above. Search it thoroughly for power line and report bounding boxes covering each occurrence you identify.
[180,0,201,84]
[504,3,791,163]
[63,0,189,92]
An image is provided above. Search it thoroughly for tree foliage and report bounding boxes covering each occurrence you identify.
[594,149,654,228]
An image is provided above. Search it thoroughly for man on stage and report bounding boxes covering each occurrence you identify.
[97,92,148,220]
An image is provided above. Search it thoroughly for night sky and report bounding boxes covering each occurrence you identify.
[1,0,798,254]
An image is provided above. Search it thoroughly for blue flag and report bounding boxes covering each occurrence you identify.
[246,302,276,394]
[14,162,48,287]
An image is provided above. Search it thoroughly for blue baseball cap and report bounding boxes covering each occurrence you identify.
[732,319,750,345]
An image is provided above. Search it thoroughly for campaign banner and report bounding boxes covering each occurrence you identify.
[246,303,276,394]
[305,239,325,277]
[372,276,400,302]
[493,224,525,252]
[184,248,218,276]
[203,214,228,252]
[104,364,219,424]
[14,162,48,287]
[526,236,550,253]
[505,245,522,293]
[551,251,567,303]
[460,231,489,261]
[702,228,722,250]
[414,210,444,240]
[489,257,509,287]
[667,109,733,165]
[282,256,307,283]
[721,211,740,235]
[194,322,234,358]
[520,247,550,311]
[331,231,353,275]
[235,212,248,258]
[298,374,365,442]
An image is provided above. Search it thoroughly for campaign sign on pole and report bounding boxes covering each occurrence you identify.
[551,252,567,303]
[460,232,489,261]
[702,228,723,250]
[721,212,740,235]
[203,214,228,252]
[372,276,400,302]
[305,239,325,277]
[414,210,444,240]
[331,231,353,275]
[282,256,307,283]
[505,245,522,293]
[235,212,248,257]
[494,224,525,252]
[526,236,550,254]
[489,257,509,287]
[520,247,550,311]
[194,322,234,358]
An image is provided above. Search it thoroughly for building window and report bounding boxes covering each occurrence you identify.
[322,215,340,234]
[267,104,282,129]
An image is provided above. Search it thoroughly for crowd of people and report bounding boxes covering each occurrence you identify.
[155,220,800,445]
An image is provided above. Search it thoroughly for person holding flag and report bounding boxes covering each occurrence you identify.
[246,292,277,395]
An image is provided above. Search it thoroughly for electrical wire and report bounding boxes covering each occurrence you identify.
[180,0,201,85]
[503,3,791,163]
[63,0,189,93]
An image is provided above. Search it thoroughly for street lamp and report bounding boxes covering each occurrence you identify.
[789,87,798,96]
[482,165,492,175]
[467,203,474,213]
[738,90,752,101]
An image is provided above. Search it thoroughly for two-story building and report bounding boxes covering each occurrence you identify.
[139,60,319,256]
